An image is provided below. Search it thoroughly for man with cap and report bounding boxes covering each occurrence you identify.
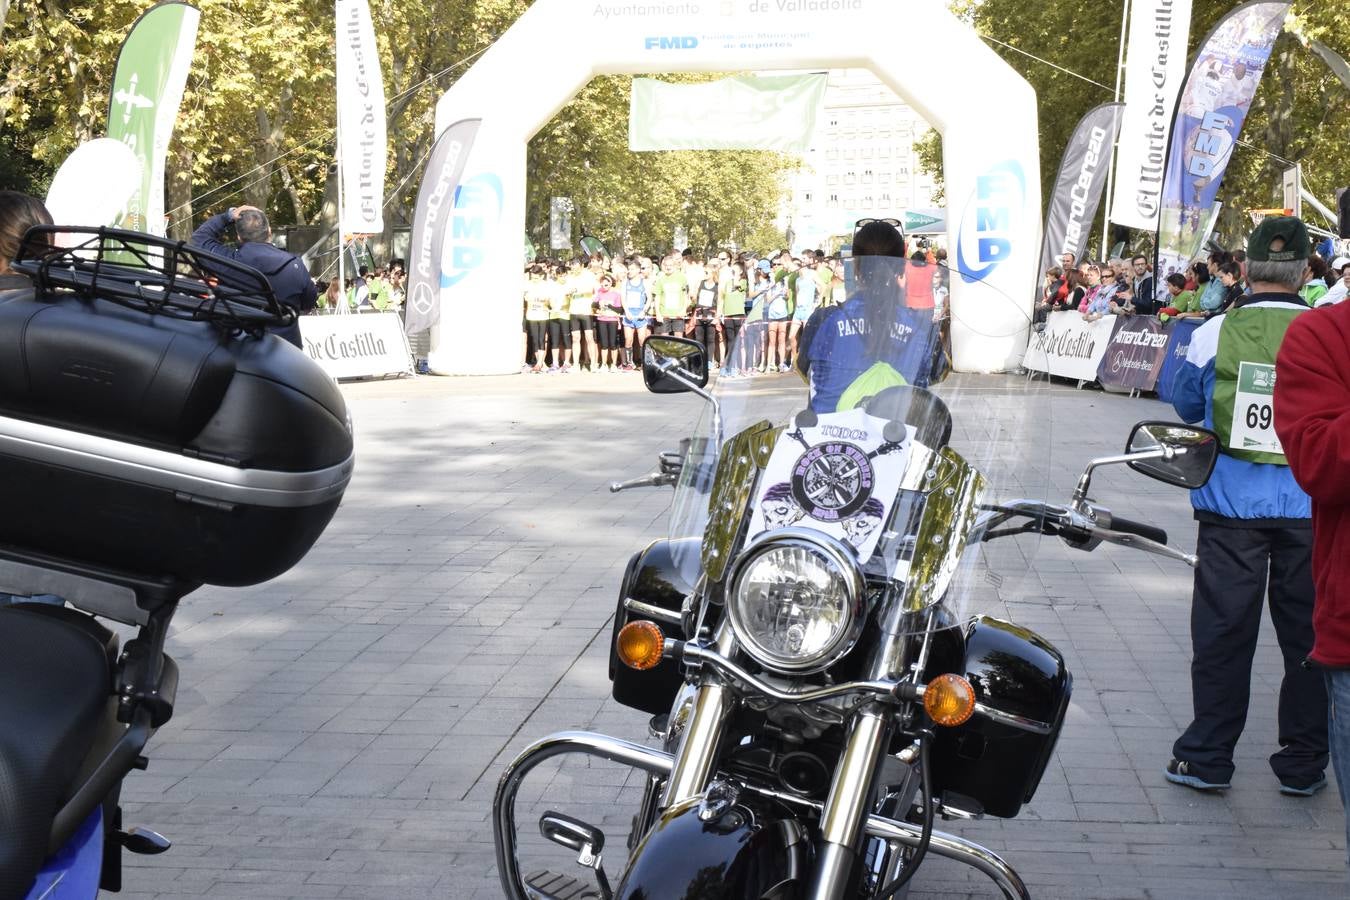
[192,205,316,348]
[1316,256,1350,307]
[1274,245,1350,863]
[1165,215,1327,796]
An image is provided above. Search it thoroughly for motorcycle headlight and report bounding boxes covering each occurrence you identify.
[726,531,865,674]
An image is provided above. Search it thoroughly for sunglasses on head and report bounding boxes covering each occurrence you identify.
[855,217,902,229]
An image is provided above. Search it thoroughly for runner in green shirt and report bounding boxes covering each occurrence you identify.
[720,261,749,376]
[652,254,691,334]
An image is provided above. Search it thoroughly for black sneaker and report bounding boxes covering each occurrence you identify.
[1279,775,1328,797]
[1164,758,1231,792]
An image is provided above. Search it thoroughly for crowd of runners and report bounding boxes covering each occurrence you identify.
[520,245,952,376]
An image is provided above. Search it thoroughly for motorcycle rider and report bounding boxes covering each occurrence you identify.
[1165,215,1327,796]
[794,220,940,413]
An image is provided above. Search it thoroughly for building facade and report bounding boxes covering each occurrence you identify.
[780,68,937,252]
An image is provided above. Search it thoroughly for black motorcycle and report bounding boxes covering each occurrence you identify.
[492,254,1218,899]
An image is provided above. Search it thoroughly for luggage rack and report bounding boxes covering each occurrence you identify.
[11,226,296,338]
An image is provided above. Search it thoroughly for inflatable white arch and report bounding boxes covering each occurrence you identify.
[430,0,1041,375]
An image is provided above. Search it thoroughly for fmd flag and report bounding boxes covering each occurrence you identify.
[1154,1,1288,291]
[336,0,387,234]
[405,119,482,336]
[106,1,200,236]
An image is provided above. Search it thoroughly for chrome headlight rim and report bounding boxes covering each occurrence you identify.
[725,528,866,675]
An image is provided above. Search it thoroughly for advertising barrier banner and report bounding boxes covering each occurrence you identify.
[1023,311,1118,382]
[1154,317,1203,403]
[1099,316,1173,392]
[300,312,413,380]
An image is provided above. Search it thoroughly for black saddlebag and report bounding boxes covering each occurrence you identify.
[609,539,695,715]
[929,616,1072,819]
[0,243,352,588]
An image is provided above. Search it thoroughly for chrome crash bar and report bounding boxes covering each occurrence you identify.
[492,730,1030,900]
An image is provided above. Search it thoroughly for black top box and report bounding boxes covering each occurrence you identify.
[0,228,354,587]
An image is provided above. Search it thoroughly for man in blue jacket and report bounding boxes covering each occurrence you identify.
[1165,215,1326,796]
[191,205,316,348]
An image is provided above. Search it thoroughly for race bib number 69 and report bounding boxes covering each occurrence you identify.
[1228,361,1281,456]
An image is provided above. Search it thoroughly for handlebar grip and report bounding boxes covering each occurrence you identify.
[1108,515,1168,545]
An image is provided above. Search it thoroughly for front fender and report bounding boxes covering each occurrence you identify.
[616,795,810,900]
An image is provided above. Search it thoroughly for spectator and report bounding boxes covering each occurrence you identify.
[350,266,372,310]
[1273,266,1350,861]
[1300,254,1329,307]
[1317,257,1350,307]
[1158,273,1203,321]
[190,205,316,347]
[1215,261,1245,315]
[1131,254,1158,315]
[1165,215,1326,797]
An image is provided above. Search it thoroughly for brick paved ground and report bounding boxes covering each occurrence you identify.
[111,371,1346,900]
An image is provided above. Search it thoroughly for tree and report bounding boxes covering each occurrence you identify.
[1,0,795,257]
[526,74,797,257]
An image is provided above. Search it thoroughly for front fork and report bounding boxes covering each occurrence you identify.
[657,623,904,900]
[810,705,894,900]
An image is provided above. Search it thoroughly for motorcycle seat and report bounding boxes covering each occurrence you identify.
[0,606,115,898]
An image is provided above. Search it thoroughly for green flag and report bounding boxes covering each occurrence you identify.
[629,74,827,153]
[107,2,201,236]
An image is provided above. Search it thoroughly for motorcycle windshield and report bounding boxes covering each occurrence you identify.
[666,253,1050,636]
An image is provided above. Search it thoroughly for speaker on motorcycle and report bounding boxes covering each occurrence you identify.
[0,228,353,593]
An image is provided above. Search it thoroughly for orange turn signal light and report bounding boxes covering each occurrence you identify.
[923,673,976,727]
[617,621,665,671]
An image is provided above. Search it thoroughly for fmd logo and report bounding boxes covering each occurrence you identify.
[441,173,503,290]
[956,160,1026,284]
[644,36,699,50]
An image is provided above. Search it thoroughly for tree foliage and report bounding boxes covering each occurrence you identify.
[0,0,794,255]
[924,0,1350,254]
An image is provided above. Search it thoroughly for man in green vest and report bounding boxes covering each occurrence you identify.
[1165,215,1325,797]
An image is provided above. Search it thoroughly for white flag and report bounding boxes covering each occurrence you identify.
[1109,0,1193,232]
[335,0,387,234]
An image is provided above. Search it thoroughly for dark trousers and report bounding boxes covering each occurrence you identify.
[693,321,719,364]
[1173,521,1328,784]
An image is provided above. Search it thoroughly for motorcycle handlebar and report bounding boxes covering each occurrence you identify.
[1106,515,1168,546]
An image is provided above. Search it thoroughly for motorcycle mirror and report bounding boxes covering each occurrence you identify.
[642,336,709,395]
[1124,421,1220,489]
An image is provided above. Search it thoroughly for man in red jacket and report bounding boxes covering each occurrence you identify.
[1274,290,1350,861]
